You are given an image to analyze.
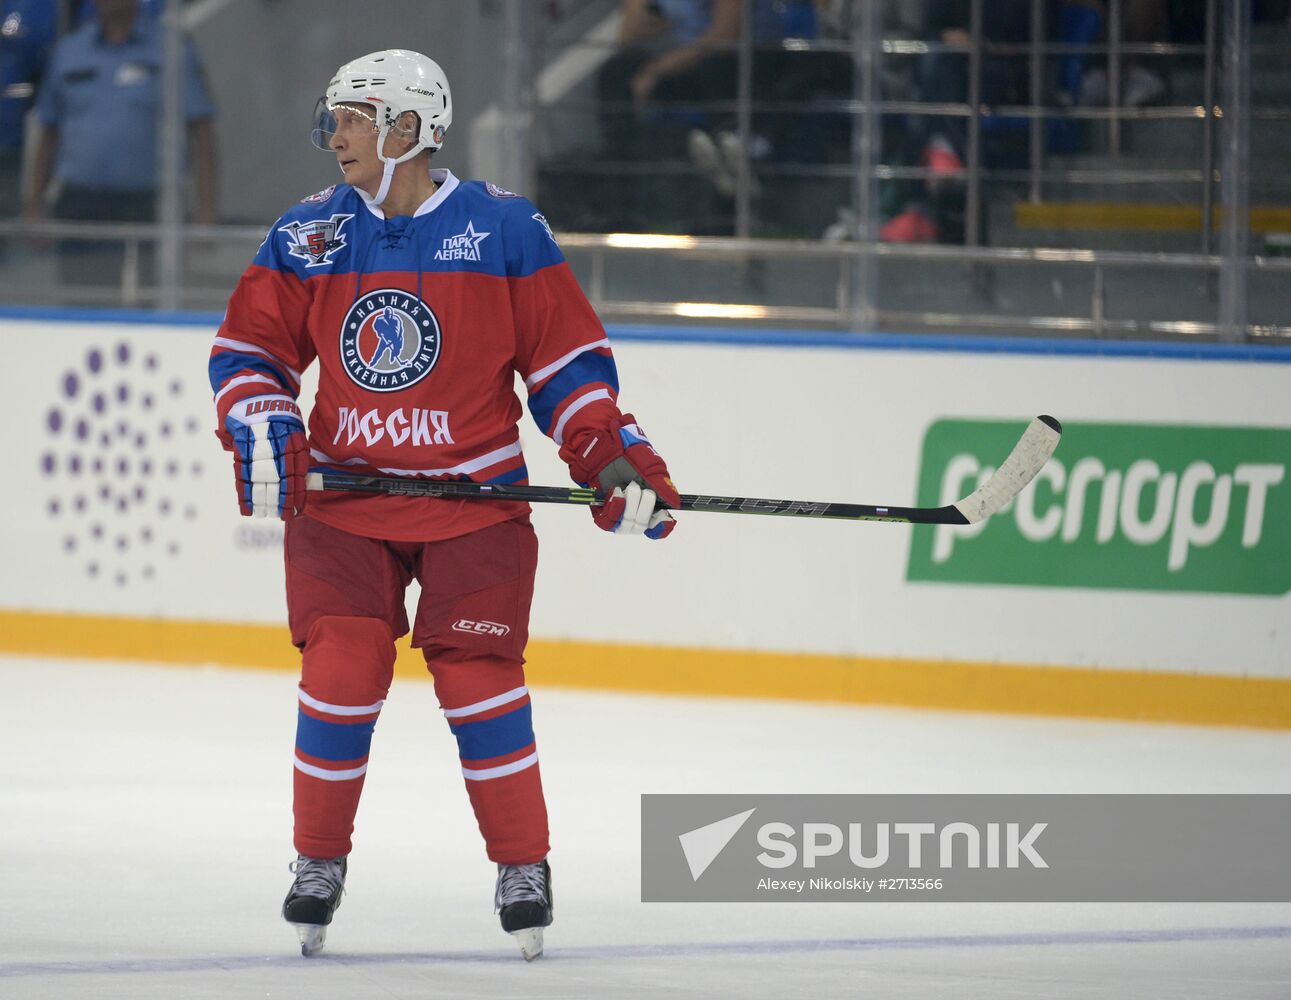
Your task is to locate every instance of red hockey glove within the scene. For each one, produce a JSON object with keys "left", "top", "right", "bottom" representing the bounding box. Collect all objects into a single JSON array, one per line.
[{"left": 559, "top": 414, "right": 679, "bottom": 539}]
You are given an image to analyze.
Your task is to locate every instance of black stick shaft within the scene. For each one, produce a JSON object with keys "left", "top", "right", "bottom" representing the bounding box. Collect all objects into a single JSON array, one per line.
[{"left": 308, "top": 474, "right": 968, "bottom": 525}]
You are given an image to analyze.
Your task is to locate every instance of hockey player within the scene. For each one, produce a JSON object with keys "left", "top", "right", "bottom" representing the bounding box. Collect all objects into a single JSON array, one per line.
[{"left": 208, "top": 49, "right": 679, "bottom": 961}]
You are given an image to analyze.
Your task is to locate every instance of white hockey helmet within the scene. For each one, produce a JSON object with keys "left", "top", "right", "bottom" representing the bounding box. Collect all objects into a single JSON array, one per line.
[{"left": 311, "top": 49, "right": 452, "bottom": 203}]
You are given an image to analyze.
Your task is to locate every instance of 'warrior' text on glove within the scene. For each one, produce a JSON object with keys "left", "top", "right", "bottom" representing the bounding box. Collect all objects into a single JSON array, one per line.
[{"left": 225, "top": 394, "right": 308, "bottom": 519}]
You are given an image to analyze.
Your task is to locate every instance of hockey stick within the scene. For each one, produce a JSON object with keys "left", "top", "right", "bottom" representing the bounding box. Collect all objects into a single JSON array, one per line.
[{"left": 306, "top": 415, "right": 1061, "bottom": 526}]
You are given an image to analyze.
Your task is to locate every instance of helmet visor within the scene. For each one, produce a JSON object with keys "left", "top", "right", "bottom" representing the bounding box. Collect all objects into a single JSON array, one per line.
[{"left": 310, "top": 97, "right": 379, "bottom": 151}]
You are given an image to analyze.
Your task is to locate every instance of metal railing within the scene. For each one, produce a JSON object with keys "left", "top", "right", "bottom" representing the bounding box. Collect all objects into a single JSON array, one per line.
[
  {"left": 4, "top": 220, "right": 1288, "bottom": 341},
  {"left": 561, "top": 232, "right": 1291, "bottom": 340}
]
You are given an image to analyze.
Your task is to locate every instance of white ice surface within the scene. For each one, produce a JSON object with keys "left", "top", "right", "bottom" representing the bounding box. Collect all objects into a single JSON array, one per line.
[{"left": 1, "top": 655, "right": 1288, "bottom": 999}]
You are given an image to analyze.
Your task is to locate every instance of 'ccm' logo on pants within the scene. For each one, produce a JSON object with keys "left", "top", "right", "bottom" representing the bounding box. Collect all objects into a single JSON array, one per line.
[{"left": 452, "top": 619, "right": 511, "bottom": 637}]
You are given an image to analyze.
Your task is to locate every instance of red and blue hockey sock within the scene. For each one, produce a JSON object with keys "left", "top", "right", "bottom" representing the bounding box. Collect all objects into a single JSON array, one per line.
[
  {"left": 428, "top": 650, "right": 550, "bottom": 864},
  {"left": 292, "top": 616, "right": 395, "bottom": 859}
]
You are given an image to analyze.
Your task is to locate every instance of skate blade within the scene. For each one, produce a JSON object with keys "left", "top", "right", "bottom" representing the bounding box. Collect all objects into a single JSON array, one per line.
[
  {"left": 511, "top": 926, "right": 544, "bottom": 961},
  {"left": 293, "top": 923, "right": 327, "bottom": 957}
]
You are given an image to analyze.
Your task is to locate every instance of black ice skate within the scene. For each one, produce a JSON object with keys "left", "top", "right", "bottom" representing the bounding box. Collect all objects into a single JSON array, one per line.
[
  {"left": 494, "top": 859, "right": 553, "bottom": 961},
  {"left": 281, "top": 855, "right": 347, "bottom": 956}
]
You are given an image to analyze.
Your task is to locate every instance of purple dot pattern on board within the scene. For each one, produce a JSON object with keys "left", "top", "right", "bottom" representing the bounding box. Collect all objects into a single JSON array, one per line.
[{"left": 48, "top": 350, "right": 189, "bottom": 589}]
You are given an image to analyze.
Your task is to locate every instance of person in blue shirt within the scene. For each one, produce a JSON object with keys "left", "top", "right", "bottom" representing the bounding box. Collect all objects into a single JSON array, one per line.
[
  {"left": 24, "top": 0, "right": 215, "bottom": 287},
  {"left": 0, "top": 0, "right": 57, "bottom": 218}
]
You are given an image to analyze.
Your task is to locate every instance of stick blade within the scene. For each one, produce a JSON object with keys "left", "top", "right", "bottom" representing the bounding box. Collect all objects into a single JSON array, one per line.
[{"left": 952, "top": 415, "right": 1063, "bottom": 524}]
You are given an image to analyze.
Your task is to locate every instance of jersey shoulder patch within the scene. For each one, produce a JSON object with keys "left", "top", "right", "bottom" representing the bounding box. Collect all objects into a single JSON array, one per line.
[
  {"left": 485, "top": 182, "right": 519, "bottom": 199},
  {"left": 271, "top": 189, "right": 360, "bottom": 269},
  {"left": 275, "top": 210, "right": 356, "bottom": 269},
  {"left": 300, "top": 185, "right": 338, "bottom": 204}
]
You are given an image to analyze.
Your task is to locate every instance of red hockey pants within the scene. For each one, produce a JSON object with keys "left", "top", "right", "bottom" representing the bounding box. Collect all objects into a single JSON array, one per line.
[{"left": 283, "top": 512, "right": 549, "bottom": 865}]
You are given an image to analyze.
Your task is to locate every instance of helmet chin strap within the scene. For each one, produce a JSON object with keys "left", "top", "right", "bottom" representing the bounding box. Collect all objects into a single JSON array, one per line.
[
  {"left": 367, "top": 126, "right": 424, "bottom": 208},
  {"left": 370, "top": 158, "right": 397, "bottom": 207}
]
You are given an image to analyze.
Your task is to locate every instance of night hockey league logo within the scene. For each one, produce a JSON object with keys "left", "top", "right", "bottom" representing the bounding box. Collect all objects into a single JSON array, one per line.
[
  {"left": 340, "top": 290, "right": 442, "bottom": 392},
  {"left": 278, "top": 213, "right": 354, "bottom": 267}
]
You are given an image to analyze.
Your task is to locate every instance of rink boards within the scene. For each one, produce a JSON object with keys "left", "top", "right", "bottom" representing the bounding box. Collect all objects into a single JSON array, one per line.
[{"left": 3, "top": 311, "right": 1289, "bottom": 727}]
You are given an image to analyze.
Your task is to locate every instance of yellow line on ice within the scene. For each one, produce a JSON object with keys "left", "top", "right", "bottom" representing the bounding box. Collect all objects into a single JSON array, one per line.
[{"left": 1, "top": 609, "right": 1288, "bottom": 730}]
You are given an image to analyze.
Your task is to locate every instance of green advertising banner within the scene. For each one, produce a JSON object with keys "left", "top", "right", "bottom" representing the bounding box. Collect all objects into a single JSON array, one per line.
[{"left": 908, "top": 420, "right": 1291, "bottom": 595}]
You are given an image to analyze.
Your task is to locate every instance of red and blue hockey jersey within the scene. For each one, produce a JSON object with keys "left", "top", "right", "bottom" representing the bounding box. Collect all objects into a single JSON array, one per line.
[{"left": 210, "top": 170, "right": 623, "bottom": 541}]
